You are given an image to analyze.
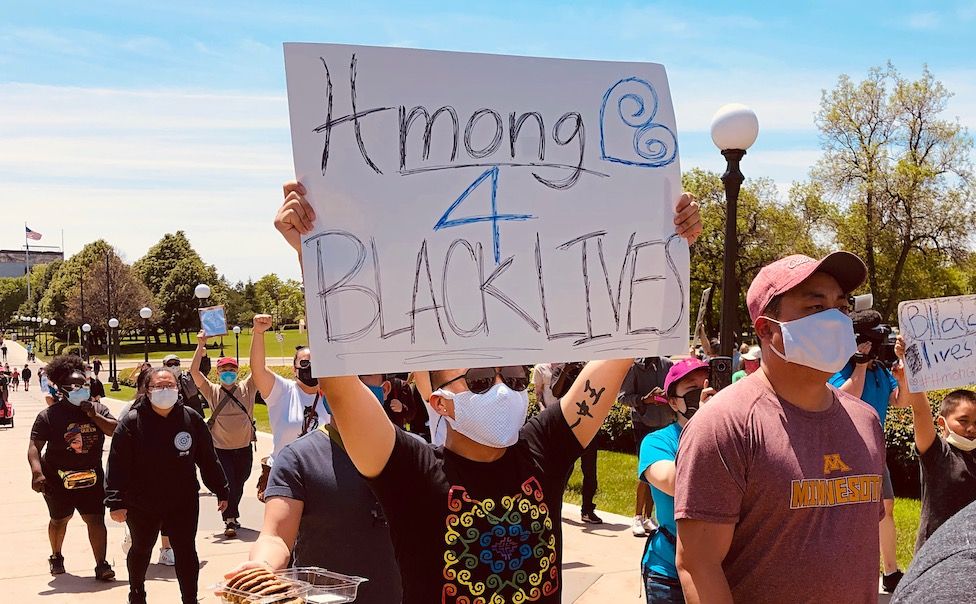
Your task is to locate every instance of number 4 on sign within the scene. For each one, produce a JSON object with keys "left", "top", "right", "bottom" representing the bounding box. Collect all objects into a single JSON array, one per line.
[{"left": 433, "top": 166, "right": 535, "bottom": 264}]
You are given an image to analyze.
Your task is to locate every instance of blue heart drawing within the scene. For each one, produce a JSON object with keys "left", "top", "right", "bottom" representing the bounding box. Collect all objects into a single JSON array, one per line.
[{"left": 599, "top": 77, "right": 678, "bottom": 168}]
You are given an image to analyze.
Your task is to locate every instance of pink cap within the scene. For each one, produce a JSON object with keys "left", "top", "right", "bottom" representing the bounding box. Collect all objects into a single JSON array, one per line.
[
  {"left": 746, "top": 252, "right": 866, "bottom": 324},
  {"left": 664, "top": 358, "right": 709, "bottom": 398}
]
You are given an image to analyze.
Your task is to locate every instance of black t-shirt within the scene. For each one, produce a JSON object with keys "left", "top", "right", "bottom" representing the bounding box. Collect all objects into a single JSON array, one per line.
[
  {"left": 30, "top": 399, "right": 115, "bottom": 480},
  {"left": 264, "top": 429, "right": 402, "bottom": 604},
  {"left": 368, "top": 404, "right": 583, "bottom": 604},
  {"left": 915, "top": 436, "right": 976, "bottom": 551},
  {"left": 893, "top": 500, "right": 976, "bottom": 602}
]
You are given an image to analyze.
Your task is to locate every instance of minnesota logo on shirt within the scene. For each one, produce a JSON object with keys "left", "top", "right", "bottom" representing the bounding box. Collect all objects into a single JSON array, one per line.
[{"left": 790, "top": 453, "right": 882, "bottom": 510}]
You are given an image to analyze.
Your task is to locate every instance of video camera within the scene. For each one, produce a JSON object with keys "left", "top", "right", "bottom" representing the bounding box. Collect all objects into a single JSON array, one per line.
[{"left": 849, "top": 294, "right": 897, "bottom": 368}]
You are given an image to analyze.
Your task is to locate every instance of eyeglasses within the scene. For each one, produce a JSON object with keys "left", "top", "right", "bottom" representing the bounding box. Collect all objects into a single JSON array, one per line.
[
  {"left": 164, "top": 361, "right": 180, "bottom": 367},
  {"left": 61, "top": 382, "right": 88, "bottom": 392},
  {"left": 437, "top": 366, "right": 530, "bottom": 394}
]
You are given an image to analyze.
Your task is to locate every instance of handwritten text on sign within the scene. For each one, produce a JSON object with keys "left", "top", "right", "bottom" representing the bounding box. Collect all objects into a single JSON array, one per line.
[
  {"left": 284, "top": 43, "right": 688, "bottom": 376},
  {"left": 898, "top": 295, "right": 976, "bottom": 393}
]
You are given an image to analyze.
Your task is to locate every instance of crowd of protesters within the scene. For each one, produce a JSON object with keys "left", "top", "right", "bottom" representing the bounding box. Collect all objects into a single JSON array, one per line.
[{"left": 12, "top": 180, "right": 975, "bottom": 604}]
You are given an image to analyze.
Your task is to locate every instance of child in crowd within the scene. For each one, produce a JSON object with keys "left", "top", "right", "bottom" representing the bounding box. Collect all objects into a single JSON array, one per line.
[{"left": 894, "top": 336, "right": 976, "bottom": 551}]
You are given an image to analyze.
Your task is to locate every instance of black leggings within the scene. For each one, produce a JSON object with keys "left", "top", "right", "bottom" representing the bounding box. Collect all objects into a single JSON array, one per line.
[{"left": 126, "top": 499, "right": 200, "bottom": 604}]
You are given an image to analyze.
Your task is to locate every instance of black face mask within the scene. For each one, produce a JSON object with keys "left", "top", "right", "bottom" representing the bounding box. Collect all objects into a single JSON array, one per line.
[
  {"left": 678, "top": 388, "right": 704, "bottom": 420},
  {"left": 296, "top": 360, "right": 317, "bottom": 388}
]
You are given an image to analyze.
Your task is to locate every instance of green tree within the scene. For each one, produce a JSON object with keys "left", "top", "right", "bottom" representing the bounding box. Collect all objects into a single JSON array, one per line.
[
  {"left": 38, "top": 240, "right": 114, "bottom": 326},
  {"left": 253, "top": 274, "right": 305, "bottom": 326},
  {"left": 813, "top": 64, "right": 975, "bottom": 319},
  {"left": 0, "top": 277, "right": 28, "bottom": 327},
  {"left": 156, "top": 256, "right": 224, "bottom": 345},
  {"left": 684, "top": 168, "right": 826, "bottom": 341}
]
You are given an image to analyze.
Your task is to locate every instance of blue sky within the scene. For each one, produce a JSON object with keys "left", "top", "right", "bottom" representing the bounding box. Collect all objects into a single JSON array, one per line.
[{"left": 2, "top": 1, "right": 974, "bottom": 282}]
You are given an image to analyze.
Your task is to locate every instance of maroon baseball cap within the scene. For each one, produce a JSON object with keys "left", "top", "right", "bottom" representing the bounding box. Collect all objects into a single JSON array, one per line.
[
  {"left": 746, "top": 252, "right": 867, "bottom": 324},
  {"left": 216, "top": 357, "right": 239, "bottom": 369},
  {"left": 664, "top": 358, "right": 709, "bottom": 398}
]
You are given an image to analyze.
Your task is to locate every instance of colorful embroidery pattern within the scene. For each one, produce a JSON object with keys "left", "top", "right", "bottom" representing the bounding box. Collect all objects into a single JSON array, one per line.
[{"left": 443, "top": 477, "right": 558, "bottom": 603}]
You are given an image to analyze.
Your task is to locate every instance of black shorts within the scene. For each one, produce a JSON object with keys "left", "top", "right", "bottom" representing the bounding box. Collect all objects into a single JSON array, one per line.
[{"left": 44, "top": 484, "right": 106, "bottom": 519}]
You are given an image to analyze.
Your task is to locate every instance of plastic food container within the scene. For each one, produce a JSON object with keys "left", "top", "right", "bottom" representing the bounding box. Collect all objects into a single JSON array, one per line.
[
  {"left": 213, "top": 575, "right": 312, "bottom": 603},
  {"left": 275, "top": 568, "right": 368, "bottom": 603}
]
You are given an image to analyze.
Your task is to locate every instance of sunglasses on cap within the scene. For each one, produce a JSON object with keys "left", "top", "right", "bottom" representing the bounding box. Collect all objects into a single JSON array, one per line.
[{"left": 437, "top": 366, "right": 530, "bottom": 394}]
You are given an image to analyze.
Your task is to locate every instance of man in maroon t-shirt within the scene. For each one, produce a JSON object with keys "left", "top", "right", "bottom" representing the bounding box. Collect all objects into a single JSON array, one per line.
[{"left": 674, "top": 252, "right": 886, "bottom": 604}]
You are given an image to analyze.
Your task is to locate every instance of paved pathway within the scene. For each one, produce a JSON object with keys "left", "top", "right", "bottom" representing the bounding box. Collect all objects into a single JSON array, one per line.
[{"left": 0, "top": 341, "right": 893, "bottom": 602}]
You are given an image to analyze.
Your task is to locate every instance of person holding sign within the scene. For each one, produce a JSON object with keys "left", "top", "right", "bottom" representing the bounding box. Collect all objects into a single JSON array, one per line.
[
  {"left": 190, "top": 335, "right": 258, "bottom": 538},
  {"left": 675, "top": 253, "right": 886, "bottom": 604},
  {"left": 892, "top": 335, "right": 976, "bottom": 552},
  {"left": 273, "top": 180, "right": 702, "bottom": 604},
  {"left": 246, "top": 313, "right": 330, "bottom": 502}
]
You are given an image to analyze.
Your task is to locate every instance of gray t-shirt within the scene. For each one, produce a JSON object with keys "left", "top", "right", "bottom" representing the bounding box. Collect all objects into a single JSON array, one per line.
[
  {"left": 893, "top": 500, "right": 976, "bottom": 603},
  {"left": 915, "top": 436, "right": 976, "bottom": 552},
  {"left": 263, "top": 428, "right": 401, "bottom": 604}
]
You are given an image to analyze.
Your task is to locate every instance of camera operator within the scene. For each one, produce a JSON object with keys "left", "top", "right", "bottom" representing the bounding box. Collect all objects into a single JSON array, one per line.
[{"left": 828, "top": 308, "right": 911, "bottom": 593}]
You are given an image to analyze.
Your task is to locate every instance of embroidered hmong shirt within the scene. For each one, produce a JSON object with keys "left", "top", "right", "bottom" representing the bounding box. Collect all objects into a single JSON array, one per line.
[{"left": 368, "top": 404, "right": 582, "bottom": 604}]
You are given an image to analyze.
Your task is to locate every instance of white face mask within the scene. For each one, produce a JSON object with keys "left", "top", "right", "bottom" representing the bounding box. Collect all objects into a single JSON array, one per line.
[
  {"left": 762, "top": 308, "right": 857, "bottom": 374},
  {"left": 944, "top": 424, "right": 976, "bottom": 452},
  {"left": 150, "top": 387, "right": 179, "bottom": 409},
  {"left": 432, "top": 383, "right": 529, "bottom": 448}
]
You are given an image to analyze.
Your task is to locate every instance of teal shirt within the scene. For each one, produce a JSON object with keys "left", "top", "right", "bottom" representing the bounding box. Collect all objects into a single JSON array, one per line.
[{"left": 637, "top": 422, "right": 682, "bottom": 578}]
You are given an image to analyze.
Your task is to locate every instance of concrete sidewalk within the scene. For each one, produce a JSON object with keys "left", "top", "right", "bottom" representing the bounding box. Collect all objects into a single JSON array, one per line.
[{"left": 0, "top": 341, "right": 651, "bottom": 603}]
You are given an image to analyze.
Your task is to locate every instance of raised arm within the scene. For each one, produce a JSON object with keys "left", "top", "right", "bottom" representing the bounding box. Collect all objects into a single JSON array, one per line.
[
  {"left": 894, "top": 337, "right": 937, "bottom": 455},
  {"left": 248, "top": 314, "right": 276, "bottom": 399},
  {"left": 836, "top": 343, "right": 872, "bottom": 399},
  {"left": 318, "top": 376, "right": 396, "bottom": 478},
  {"left": 560, "top": 359, "right": 633, "bottom": 448},
  {"left": 190, "top": 331, "right": 212, "bottom": 390}
]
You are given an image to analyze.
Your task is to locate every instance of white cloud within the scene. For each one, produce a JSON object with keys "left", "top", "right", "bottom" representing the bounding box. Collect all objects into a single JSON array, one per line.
[{"left": 905, "top": 12, "right": 941, "bottom": 30}]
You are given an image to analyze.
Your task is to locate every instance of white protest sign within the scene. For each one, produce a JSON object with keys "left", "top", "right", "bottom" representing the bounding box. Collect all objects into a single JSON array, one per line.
[
  {"left": 898, "top": 294, "right": 976, "bottom": 393},
  {"left": 284, "top": 43, "right": 688, "bottom": 377}
]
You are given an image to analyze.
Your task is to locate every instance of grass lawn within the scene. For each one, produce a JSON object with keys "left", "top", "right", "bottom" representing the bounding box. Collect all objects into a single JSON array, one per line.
[
  {"left": 565, "top": 449, "right": 922, "bottom": 570},
  {"left": 114, "top": 330, "right": 310, "bottom": 360},
  {"left": 40, "top": 329, "right": 312, "bottom": 362}
]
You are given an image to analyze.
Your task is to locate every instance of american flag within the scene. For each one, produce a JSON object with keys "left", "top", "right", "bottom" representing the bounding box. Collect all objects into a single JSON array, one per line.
[{"left": 26, "top": 226, "right": 42, "bottom": 241}]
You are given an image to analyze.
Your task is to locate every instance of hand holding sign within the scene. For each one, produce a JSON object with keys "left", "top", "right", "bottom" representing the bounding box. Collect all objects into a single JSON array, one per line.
[{"left": 199, "top": 305, "right": 228, "bottom": 337}]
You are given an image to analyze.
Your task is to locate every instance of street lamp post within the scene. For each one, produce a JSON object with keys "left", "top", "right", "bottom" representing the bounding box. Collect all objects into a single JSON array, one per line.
[
  {"left": 194, "top": 283, "right": 211, "bottom": 354},
  {"left": 82, "top": 323, "right": 91, "bottom": 361},
  {"left": 232, "top": 325, "right": 241, "bottom": 365},
  {"left": 108, "top": 318, "right": 120, "bottom": 391},
  {"left": 49, "top": 319, "right": 56, "bottom": 355},
  {"left": 710, "top": 103, "right": 759, "bottom": 358},
  {"left": 139, "top": 307, "right": 153, "bottom": 363}
]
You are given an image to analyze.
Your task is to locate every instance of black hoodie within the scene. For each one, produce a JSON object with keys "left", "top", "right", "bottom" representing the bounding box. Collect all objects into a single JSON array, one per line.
[{"left": 105, "top": 400, "right": 229, "bottom": 511}]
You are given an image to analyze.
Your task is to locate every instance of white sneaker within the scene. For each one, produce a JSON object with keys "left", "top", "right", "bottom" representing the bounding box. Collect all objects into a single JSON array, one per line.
[
  {"left": 632, "top": 515, "right": 647, "bottom": 537},
  {"left": 157, "top": 547, "right": 175, "bottom": 566},
  {"left": 643, "top": 516, "right": 659, "bottom": 532},
  {"left": 121, "top": 527, "right": 132, "bottom": 555}
]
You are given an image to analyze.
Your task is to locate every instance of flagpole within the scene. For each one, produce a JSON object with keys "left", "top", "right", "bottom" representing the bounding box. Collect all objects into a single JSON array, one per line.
[{"left": 25, "top": 222, "right": 31, "bottom": 310}]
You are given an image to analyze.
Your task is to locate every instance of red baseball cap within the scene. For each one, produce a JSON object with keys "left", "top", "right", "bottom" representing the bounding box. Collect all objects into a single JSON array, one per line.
[
  {"left": 664, "top": 358, "right": 709, "bottom": 398},
  {"left": 216, "top": 357, "right": 239, "bottom": 369},
  {"left": 746, "top": 252, "right": 866, "bottom": 324}
]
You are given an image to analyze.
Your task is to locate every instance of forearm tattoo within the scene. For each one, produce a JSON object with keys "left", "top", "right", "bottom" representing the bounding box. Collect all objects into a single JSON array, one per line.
[{"left": 569, "top": 379, "right": 606, "bottom": 430}]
